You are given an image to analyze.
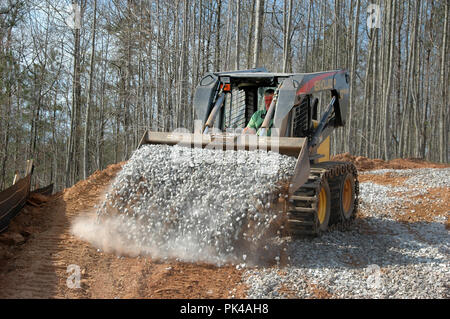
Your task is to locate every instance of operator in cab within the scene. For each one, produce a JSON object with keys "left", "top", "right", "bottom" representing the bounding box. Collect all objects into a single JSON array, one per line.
[{"left": 242, "top": 89, "right": 274, "bottom": 136}]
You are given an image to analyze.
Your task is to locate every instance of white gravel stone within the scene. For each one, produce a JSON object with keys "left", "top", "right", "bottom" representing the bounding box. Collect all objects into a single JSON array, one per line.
[
  {"left": 361, "top": 168, "right": 450, "bottom": 189},
  {"left": 243, "top": 168, "right": 450, "bottom": 299},
  {"left": 96, "top": 144, "right": 296, "bottom": 265}
]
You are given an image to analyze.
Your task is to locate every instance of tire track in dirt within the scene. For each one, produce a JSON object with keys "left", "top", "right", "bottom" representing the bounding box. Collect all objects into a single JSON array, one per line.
[{"left": 0, "top": 190, "right": 92, "bottom": 298}]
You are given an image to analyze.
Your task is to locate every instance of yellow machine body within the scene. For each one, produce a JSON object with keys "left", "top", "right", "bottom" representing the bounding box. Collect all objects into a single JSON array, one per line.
[{"left": 312, "top": 120, "right": 330, "bottom": 162}]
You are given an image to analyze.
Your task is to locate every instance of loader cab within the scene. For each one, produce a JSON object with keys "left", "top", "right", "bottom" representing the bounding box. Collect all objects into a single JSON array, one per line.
[
  {"left": 199, "top": 74, "right": 314, "bottom": 136},
  {"left": 221, "top": 86, "right": 278, "bottom": 129},
  {"left": 215, "top": 75, "right": 286, "bottom": 132},
  {"left": 214, "top": 74, "right": 317, "bottom": 140},
  {"left": 194, "top": 69, "right": 346, "bottom": 154}
]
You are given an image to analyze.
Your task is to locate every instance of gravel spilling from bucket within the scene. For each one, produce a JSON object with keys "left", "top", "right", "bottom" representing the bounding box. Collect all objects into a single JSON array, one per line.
[
  {"left": 91, "top": 144, "right": 296, "bottom": 265},
  {"left": 243, "top": 168, "right": 450, "bottom": 299}
]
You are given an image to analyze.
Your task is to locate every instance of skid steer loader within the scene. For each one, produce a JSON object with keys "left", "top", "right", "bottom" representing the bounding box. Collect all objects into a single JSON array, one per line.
[{"left": 138, "top": 68, "right": 358, "bottom": 236}]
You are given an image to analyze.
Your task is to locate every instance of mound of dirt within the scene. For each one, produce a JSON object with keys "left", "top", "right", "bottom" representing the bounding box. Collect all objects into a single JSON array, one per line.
[
  {"left": 63, "top": 162, "right": 125, "bottom": 202},
  {"left": 332, "top": 153, "right": 449, "bottom": 171}
]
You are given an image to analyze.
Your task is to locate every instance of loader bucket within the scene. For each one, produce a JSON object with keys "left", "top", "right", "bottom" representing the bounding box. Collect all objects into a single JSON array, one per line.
[{"left": 138, "top": 130, "right": 311, "bottom": 193}]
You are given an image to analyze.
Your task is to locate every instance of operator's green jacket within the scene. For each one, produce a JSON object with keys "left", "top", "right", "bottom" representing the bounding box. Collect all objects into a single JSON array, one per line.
[{"left": 246, "top": 109, "right": 273, "bottom": 136}]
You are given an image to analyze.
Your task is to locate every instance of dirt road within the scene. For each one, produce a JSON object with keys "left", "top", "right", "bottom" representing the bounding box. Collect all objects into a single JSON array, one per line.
[{"left": 0, "top": 163, "right": 246, "bottom": 298}]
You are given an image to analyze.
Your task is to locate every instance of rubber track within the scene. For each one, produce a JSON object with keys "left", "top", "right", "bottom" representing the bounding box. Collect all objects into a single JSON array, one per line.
[{"left": 286, "top": 161, "right": 359, "bottom": 237}]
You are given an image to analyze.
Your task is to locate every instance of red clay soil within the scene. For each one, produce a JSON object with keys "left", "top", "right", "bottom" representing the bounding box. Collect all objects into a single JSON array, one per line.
[
  {"left": 357, "top": 172, "right": 409, "bottom": 186},
  {"left": 307, "top": 283, "right": 333, "bottom": 299},
  {"left": 277, "top": 278, "right": 333, "bottom": 299},
  {"left": 393, "top": 187, "right": 450, "bottom": 224},
  {"left": 332, "top": 153, "right": 450, "bottom": 171},
  {"left": 0, "top": 162, "right": 246, "bottom": 299},
  {"left": 352, "top": 157, "right": 449, "bottom": 228}
]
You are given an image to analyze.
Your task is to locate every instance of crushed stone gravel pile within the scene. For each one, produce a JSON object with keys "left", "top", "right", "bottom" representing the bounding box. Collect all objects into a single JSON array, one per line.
[
  {"left": 243, "top": 168, "right": 450, "bottom": 299},
  {"left": 94, "top": 144, "right": 297, "bottom": 265}
]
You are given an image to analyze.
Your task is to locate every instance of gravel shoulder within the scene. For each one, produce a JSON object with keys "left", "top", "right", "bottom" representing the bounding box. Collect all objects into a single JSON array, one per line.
[{"left": 243, "top": 168, "right": 450, "bottom": 299}]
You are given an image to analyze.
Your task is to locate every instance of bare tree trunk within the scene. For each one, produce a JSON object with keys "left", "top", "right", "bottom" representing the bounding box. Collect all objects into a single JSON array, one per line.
[
  {"left": 399, "top": 1, "right": 413, "bottom": 158},
  {"left": 214, "top": 0, "right": 222, "bottom": 71},
  {"left": 0, "top": 77, "right": 11, "bottom": 189},
  {"left": 223, "top": 1, "right": 232, "bottom": 70},
  {"left": 383, "top": 0, "right": 396, "bottom": 160},
  {"left": 179, "top": 0, "right": 189, "bottom": 127},
  {"left": 253, "top": 0, "right": 264, "bottom": 68},
  {"left": 156, "top": 0, "right": 162, "bottom": 131},
  {"left": 0, "top": 26, "right": 13, "bottom": 189},
  {"left": 440, "top": 0, "right": 448, "bottom": 163},
  {"left": 304, "top": 0, "right": 312, "bottom": 72},
  {"left": 235, "top": 0, "right": 240, "bottom": 70},
  {"left": 246, "top": 0, "right": 256, "bottom": 69},
  {"left": 346, "top": 0, "right": 360, "bottom": 154},
  {"left": 282, "top": 0, "right": 292, "bottom": 73},
  {"left": 332, "top": 0, "right": 339, "bottom": 69},
  {"left": 369, "top": 29, "right": 379, "bottom": 158},
  {"left": 361, "top": 28, "right": 374, "bottom": 156},
  {"left": 83, "top": 0, "right": 97, "bottom": 180},
  {"left": 66, "top": 0, "right": 84, "bottom": 187}
]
